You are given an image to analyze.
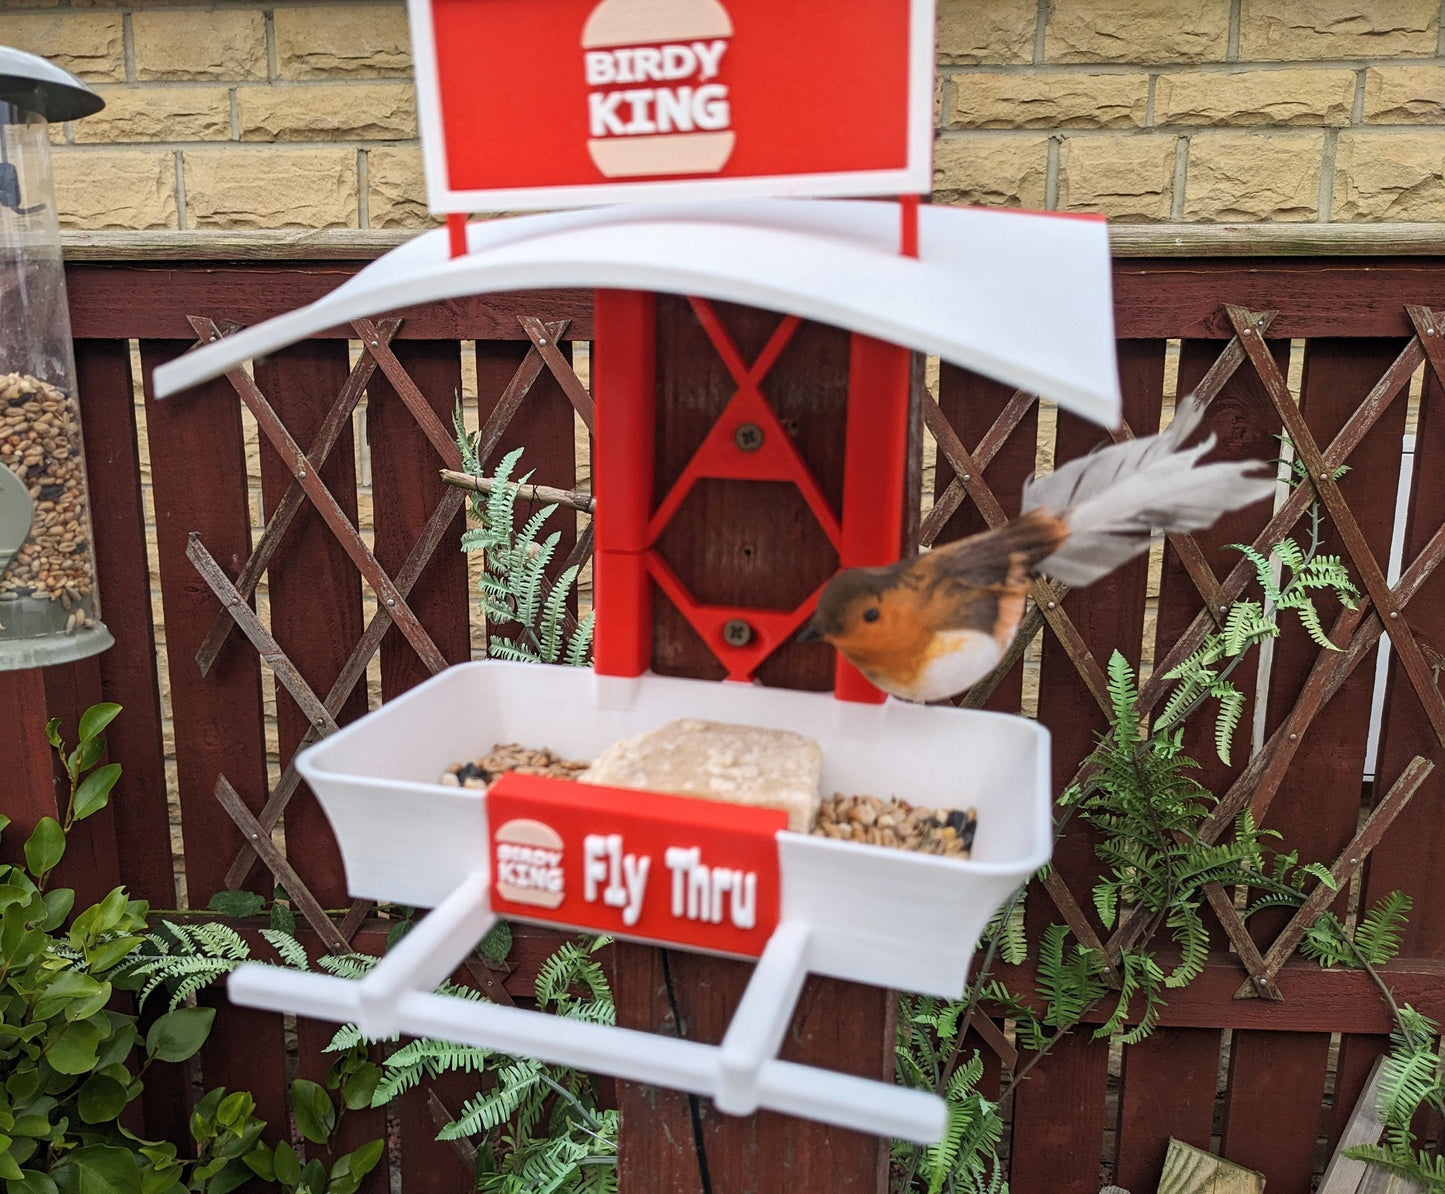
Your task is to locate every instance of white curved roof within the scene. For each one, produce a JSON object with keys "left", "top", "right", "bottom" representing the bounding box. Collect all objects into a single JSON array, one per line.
[{"left": 153, "top": 199, "right": 1121, "bottom": 426}]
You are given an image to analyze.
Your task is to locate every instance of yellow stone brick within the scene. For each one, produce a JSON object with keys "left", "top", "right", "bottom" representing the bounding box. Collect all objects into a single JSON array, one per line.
[
  {"left": 932, "top": 134, "right": 1049, "bottom": 208},
  {"left": 0, "top": 13, "right": 124, "bottom": 82},
  {"left": 1239, "top": 0, "right": 1438, "bottom": 61},
  {"left": 1156, "top": 69, "right": 1356, "bottom": 126},
  {"left": 949, "top": 71, "right": 1147, "bottom": 129},
  {"left": 367, "top": 146, "right": 434, "bottom": 228},
  {"left": 273, "top": 6, "right": 413, "bottom": 80},
  {"left": 1184, "top": 131, "right": 1324, "bottom": 222},
  {"left": 184, "top": 147, "right": 358, "bottom": 228},
  {"left": 238, "top": 83, "right": 416, "bottom": 141},
  {"left": 52, "top": 149, "right": 178, "bottom": 229},
  {"left": 1046, "top": 0, "right": 1228, "bottom": 64},
  {"left": 1058, "top": 134, "right": 1177, "bottom": 220},
  {"left": 1335, "top": 132, "right": 1445, "bottom": 221},
  {"left": 132, "top": 10, "right": 267, "bottom": 81},
  {"left": 1363, "top": 67, "right": 1445, "bottom": 124},
  {"left": 72, "top": 86, "right": 232, "bottom": 143},
  {"left": 936, "top": 0, "right": 1035, "bottom": 66}
]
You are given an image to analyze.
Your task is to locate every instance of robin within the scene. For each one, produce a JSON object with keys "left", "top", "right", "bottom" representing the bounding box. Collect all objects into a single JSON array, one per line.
[{"left": 800, "top": 398, "right": 1276, "bottom": 702}]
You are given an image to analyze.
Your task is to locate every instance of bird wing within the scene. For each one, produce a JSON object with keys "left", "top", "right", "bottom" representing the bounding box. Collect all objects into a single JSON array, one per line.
[{"left": 1019, "top": 397, "right": 1276, "bottom": 588}]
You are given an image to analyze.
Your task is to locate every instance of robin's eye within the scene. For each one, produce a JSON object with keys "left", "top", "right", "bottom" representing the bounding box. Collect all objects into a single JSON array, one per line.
[{"left": 862, "top": 607, "right": 880, "bottom": 623}]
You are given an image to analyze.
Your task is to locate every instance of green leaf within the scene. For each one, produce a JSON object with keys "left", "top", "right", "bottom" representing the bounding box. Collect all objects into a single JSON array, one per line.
[
  {"left": 145, "top": 1006, "right": 215, "bottom": 1064},
  {"left": 290, "top": 1078, "right": 335, "bottom": 1145},
  {"left": 44, "top": 1018, "right": 105, "bottom": 1074},
  {"left": 41, "top": 888, "right": 75, "bottom": 931},
  {"left": 78, "top": 704, "right": 122, "bottom": 745},
  {"left": 0, "top": 1141, "right": 23, "bottom": 1183},
  {"left": 44, "top": 719, "right": 63, "bottom": 749},
  {"left": 66, "top": 738, "right": 105, "bottom": 778},
  {"left": 325, "top": 1139, "right": 384, "bottom": 1194},
  {"left": 272, "top": 1140, "right": 302, "bottom": 1187},
  {"left": 77, "top": 1074, "right": 131, "bottom": 1124},
  {"left": 478, "top": 920, "right": 512, "bottom": 963},
  {"left": 23, "top": 819, "right": 65, "bottom": 880},
  {"left": 297, "top": 1158, "right": 327, "bottom": 1194},
  {"left": 72, "top": 765, "right": 122, "bottom": 824},
  {"left": 205, "top": 890, "right": 267, "bottom": 919},
  {"left": 10, "top": 1171, "right": 59, "bottom": 1194},
  {"left": 269, "top": 899, "right": 297, "bottom": 937},
  {"left": 53, "top": 1145, "right": 142, "bottom": 1194},
  {"left": 241, "top": 1145, "right": 276, "bottom": 1184},
  {"left": 340, "top": 1062, "right": 381, "bottom": 1111}
]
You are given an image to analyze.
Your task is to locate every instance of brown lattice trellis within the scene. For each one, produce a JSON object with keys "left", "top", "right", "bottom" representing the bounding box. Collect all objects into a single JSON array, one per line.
[{"left": 184, "top": 311, "right": 597, "bottom": 985}]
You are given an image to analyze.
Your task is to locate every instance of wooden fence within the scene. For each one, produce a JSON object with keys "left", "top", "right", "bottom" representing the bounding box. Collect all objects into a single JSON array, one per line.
[{"left": 2, "top": 228, "right": 1443, "bottom": 1194}]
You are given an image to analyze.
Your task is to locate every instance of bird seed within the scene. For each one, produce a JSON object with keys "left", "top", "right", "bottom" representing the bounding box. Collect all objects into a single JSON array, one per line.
[
  {"left": 811, "top": 793, "right": 976, "bottom": 858},
  {"left": 0, "top": 373, "right": 99, "bottom": 638},
  {"left": 440, "top": 742, "right": 591, "bottom": 788}
]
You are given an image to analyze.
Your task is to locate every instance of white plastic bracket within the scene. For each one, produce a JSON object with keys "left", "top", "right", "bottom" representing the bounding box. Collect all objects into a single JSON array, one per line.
[{"left": 226, "top": 873, "right": 947, "bottom": 1143}]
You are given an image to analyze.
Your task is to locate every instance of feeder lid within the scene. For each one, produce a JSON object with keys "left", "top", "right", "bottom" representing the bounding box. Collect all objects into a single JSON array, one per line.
[
  {"left": 154, "top": 199, "right": 1123, "bottom": 425},
  {"left": 0, "top": 46, "right": 104, "bottom": 123}
]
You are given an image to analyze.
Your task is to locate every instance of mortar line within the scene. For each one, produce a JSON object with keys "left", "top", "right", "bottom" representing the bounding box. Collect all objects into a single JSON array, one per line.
[
  {"left": 174, "top": 149, "right": 188, "bottom": 231},
  {"left": 1171, "top": 135, "right": 1189, "bottom": 222},
  {"left": 1033, "top": 0, "right": 1049, "bottom": 64},
  {"left": 1045, "top": 135, "right": 1061, "bottom": 210},
  {"left": 1227, "top": 0, "right": 1242, "bottom": 61},
  {"left": 122, "top": 12, "right": 137, "bottom": 83},
  {"left": 229, "top": 87, "right": 240, "bottom": 141},
  {"left": 1318, "top": 128, "right": 1339, "bottom": 223},
  {"left": 1351, "top": 69, "right": 1366, "bottom": 124},
  {"left": 358, "top": 148, "right": 370, "bottom": 229},
  {"left": 266, "top": 11, "right": 279, "bottom": 82},
  {"left": 1145, "top": 73, "right": 1157, "bottom": 127}
]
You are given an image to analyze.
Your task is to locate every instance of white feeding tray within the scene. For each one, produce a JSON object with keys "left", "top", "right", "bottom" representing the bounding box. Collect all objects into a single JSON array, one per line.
[{"left": 228, "top": 661, "right": 1052, "bottom": 1143}]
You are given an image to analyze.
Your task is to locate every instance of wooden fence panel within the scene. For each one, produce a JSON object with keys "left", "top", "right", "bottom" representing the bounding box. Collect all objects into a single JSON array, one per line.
[
  {"left": 73, "top": 337, "right": 174, "bottom": 909},
  {"left": 1008, "top": 1032, "right": 1111, "bottom": 1194},
  {"left": 1219, "top": 1029, "right": 1332, "bottom": 1191},
  {"left": 139, "top": 341, "right": 270, "bottom": 904},
  {"left": 1114, "top": 1027, "right": 1221, "bottom": 1192},
  {"left": 254, "top": 341, "right": 368, "bottom": 909},
  {"left": 1029, "top": 345, "right": 1163, "bottom": 944},
  {"left": 368, "top": 339, "right": 471, "bottom": 699},
  {"left": 1365, "top": 359, "right": 1445, "bottom": 955},
  {"left": 294, "top": 1017, "right": 389, "bottom": 1194},
  {"left": 21, "top": 255, "right": 1443, "bottom": 1194}
]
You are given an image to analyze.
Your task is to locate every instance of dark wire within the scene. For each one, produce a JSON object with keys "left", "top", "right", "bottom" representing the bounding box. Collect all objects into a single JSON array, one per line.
[{"left": 660, "top": 948, "right": 713, "bottom": 1194}]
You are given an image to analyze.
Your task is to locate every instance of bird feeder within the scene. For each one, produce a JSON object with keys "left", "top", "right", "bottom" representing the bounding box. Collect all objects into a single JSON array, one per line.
[
  {"left": 152, "top": 0, "right": 1123, "bottom": 1146},
  {"left": 0, "top": 47, "right": 109, "bottom": 669}
]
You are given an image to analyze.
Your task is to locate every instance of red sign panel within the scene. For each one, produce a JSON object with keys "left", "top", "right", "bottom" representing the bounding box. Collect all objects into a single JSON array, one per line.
[
  {"left": 408, "top": 0, "right": 935, "bottom": 210},
  {"left": 486, "top": 772, "right": 785, "bottom": 957}
]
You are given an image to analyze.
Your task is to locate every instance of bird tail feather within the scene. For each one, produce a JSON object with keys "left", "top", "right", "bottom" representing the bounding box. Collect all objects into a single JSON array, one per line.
[{"left": 1020, "top": 397, "right": 1276, "bottom": 587}]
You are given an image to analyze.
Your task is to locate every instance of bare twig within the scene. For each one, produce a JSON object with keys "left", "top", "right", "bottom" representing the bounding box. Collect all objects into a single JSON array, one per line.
[{"left": 441, "top": 469, "right": 595, "bottom": 514}]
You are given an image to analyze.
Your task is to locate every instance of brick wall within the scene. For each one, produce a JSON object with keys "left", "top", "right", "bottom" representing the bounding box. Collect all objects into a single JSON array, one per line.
[{"left": 3, "top": 0, "right": 1443, "bottom": 229}]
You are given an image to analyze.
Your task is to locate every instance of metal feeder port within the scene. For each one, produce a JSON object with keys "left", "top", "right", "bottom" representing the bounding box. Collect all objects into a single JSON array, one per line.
[{"left": 0, "top": 47, "right": 110, "bottom": 669}]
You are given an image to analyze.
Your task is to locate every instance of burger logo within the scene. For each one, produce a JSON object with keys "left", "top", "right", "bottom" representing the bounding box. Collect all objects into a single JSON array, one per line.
[
  {"left": 493, "top": 818, "right": 566, "bottom": 909},
  {"left": 581, "top": 0, "right": 735, "bottom": 178}
]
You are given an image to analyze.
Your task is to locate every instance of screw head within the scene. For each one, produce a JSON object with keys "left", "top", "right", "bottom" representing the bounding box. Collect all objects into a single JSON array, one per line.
[
  {"left": 722, "top": 619, "right": 753, "bottom": 647},
  {"left": 734, "top": 423, "right": 764, "bottom": 452}
]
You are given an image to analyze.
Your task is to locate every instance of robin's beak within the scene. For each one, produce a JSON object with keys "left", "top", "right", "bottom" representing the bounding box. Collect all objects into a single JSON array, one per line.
[{"left": 796, "top": 623, "right": 822, "bottom": 643}]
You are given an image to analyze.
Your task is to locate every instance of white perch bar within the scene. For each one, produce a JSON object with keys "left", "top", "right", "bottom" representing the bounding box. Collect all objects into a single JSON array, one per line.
[{"left": 229, "top": 946, "right": 948, "bottom": 1143}]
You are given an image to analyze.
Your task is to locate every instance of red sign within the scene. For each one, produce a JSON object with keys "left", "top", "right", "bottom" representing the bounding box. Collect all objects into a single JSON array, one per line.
[
  {"left": 486, "top": 772, "right": 785, "bottom": 957},
  {"left": 408, "top": 0, "right": 935, "bottom": 210}
]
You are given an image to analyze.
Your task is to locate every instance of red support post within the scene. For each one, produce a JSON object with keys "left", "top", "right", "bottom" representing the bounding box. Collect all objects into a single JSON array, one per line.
[
  {"left": 591, "top": 289, "right": 656, "bottom": 677},
  {"left": 446, "top": 212, "right": 468, "bottom": 259},
  {"left": 899, "top": 193, "right": 920, "bottom": 258},
  {"left": 835, "top": 332, "right": 914, "bottom": 703}
]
